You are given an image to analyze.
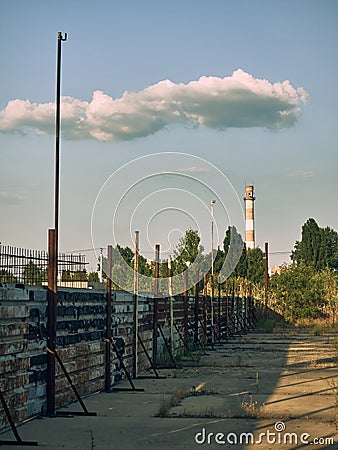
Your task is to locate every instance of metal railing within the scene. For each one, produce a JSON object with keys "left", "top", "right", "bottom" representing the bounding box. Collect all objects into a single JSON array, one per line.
[{"left": 0, "top": 244, "right": 87, "bottom": 286}]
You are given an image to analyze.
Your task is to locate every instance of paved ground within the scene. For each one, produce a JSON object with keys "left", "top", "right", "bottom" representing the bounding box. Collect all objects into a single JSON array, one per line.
[{"left": 1, "top": 329, "right": 337, "bottom": 449}]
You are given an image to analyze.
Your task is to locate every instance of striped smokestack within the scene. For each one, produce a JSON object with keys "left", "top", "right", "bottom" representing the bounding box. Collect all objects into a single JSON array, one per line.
[{"left": 244, "top": 185, "right": 255, "bottom": 249}]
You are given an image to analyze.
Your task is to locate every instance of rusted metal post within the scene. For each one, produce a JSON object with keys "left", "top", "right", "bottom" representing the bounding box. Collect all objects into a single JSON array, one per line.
[
  {"left": 47, "top": 228, "right": 57, "bottom": 416},
  {"left": 203, "top": 274, "right": 208, "bottom": 343},
  {"left": 105, "top": 245, "right": 112, "bottom": 391},
  {"left": 183, "top": 266, "right": 189, "bottom": 347},
  {"left": 265, "top": 242, "right": 269, "bottom": 307},
  {"left": 218, "top": 279, "right": 221, "bottom": 338},
  {"left": 168, "top": 256, "right": 174, "bottom": 354},
  {"left": 152, "top": 244, "right": 160, "bottom": 368},
  {"left": 132, "top": 231, "right": 139, "bottom": 379},
  {"left": 194, "top": 270, "right": 199, "bottom": 344}
]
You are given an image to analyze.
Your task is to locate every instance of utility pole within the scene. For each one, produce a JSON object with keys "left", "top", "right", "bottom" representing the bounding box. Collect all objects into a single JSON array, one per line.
[{"left": 47, "top": 31, "right": 67, "bottom": 416}]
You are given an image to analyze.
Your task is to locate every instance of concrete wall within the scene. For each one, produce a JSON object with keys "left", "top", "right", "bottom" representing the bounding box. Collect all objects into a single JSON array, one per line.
[
  {"left": 0, "top": 285, "right": 152, "bottom": 430},
  {"left": 0, "top": 284, "right": 252, "bottom": 432}
]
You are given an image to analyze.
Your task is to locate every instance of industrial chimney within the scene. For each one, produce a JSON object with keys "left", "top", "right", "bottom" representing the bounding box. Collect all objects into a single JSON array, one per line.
[{"left": 244, "top": 185, "right": 255, "bottom": 249}]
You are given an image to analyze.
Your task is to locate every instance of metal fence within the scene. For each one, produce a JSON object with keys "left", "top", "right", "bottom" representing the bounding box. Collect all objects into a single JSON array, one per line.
[{"left": 0, "top": 244, "right": 88, "bottom": 286}]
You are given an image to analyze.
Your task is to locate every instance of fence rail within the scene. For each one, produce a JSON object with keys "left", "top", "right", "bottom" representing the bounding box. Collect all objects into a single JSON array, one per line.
[{"left": 0, "top": 244, "right": 87, "bottom": 286}]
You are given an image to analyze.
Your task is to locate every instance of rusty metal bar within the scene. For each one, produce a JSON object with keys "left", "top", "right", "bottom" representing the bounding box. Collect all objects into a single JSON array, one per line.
[
  {"left": 203, "top": 274, "right": 208, "bottom": 343},
  {"left": 0, "top": 390, "right": 38, "bottom": 446},
  {"left": 132, "top": 231, "right": 139, "bottom": 379},
  {"left": 218, "top": 280, "right": 222, "bottom": 339},
  {"left": 157, "top": 323, "right": 177, "bottom": 368},
  {"left": 265, "top": 242, "right": 269, "bottom": 307},
  {"left": 152, "top": 244, "right": 160, "bottom": 368},
  {"left": 194, "top": 270, "right": 199, "bottom": 344},
  {"left": 198, "top": 318, "right": 216, "bottom": 350},
  {"left": 53, "top": 349, "right": 96, "bottom": 416},
  {"left": 110, "top": 339, "right": 144, "bottom": 392},
  {"left": 183, "top": 269, "right": 189, "bottom": 347},
  {"left": 46, "top": 229, "right": 57, "bottom": 416},
  {"left": 173, "top": 322, "right": 191, "bottom": 355},
  {"left": 168, "top": 256, "right": 174, "bottom": 354},
  {"left": 154, "top": 244, "right": 160, "bottom": 296},
  {"left": 105, "top": 245, "right": 112, "bottom": 391},
  {"left": 137, "top": 332, "right": 165, "bottom": 379}
]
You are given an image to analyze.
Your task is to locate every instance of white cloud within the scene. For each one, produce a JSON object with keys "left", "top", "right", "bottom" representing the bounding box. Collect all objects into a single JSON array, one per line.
[
  {"left": 0, "top": 69, "right": 308, "bottom": 141},
  {"left": 0, "top": 190, "right": 28, "bottom": 204},
  {"left": 287, "top": 170, "right": 314, "bottom": 178},
  {"left": 177, "top": 166, "right": 211, "bottom": 173}
]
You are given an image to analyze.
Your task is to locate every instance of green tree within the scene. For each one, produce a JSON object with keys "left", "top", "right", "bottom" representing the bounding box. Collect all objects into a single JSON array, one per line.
[
  {"left": 292, "top": 218, "right": 338, "bottom": 271},
  {"left": 223, "top": 226, "right": 247, "bottom": 278},
  {"left": 73, "top": 270, "right": 88, "bottom": 281},
  {"left": 173, "top": 229, "right": 204, "bottom": 274},
  {"left": 112, "top": 245, "right": 152, "bottom": 276},
  {"left": 269, "top": 262, "right": 323, "bottom": 321},
  {"left": 319, "top": 226, "right": 338, "bottom": 270},
  {"left": 116, "top": 245, "right": 134, "bottom": 267},
  {"left": 247, "top": 247, "right": 264, "bottom": 285},
  {"left": 61, "top": 270, "right": 72, "bottom": 281},
  {"left": 23, "top": 261, "right": 43, "bottom": 285},
  {"left": 213, "top": 248, "right": 225, "bottom": 275},
  {"left": 88, "top": 271, "right": 99, "bottom": 282},
  {"left": 313, "top": 267, "right": 338, "bottom": 324},
  {"left": 0, "top": 270, "right": 17, "bottom": 283}
]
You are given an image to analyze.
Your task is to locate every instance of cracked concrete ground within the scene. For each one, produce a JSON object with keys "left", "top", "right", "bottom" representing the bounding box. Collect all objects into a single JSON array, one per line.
[{"left": 1, "top": 329, "right": 337, "bottom": 449}]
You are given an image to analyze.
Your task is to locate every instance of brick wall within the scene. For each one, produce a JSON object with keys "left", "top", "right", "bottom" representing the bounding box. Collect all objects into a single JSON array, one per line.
[{"left": 0, "top": 284, "right": 253, "bottom": 431}]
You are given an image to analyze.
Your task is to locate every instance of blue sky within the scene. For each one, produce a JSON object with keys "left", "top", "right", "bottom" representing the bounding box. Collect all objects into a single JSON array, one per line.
[{"left": 1, "top": 0, "right": 337, "bottom": 271}]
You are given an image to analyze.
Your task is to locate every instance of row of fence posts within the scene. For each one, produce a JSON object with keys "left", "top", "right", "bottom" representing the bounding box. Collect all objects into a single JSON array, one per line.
[
  {"left": 104, "top": 236, "right": 256, "bottom": 382},
  {"left": 0, "top": 238, "right": 255, "bottom": 447}
]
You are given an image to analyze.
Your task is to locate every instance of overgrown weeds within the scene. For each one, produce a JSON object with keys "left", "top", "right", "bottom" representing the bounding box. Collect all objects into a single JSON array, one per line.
[
  {"left": 156, "top": 384, "right": 219, "bottom": 417},
  {"left": 156, "top": 386, "right": 191, "bottom": 417},
  {"left": 255, "top": 318, "right": 276, "bottom": 333},
  {"left": 240, "top": 394, "right": 262, "bottom": 418},
  {"left": 296, "top": 318, "right": 338, "bottom": 335}
]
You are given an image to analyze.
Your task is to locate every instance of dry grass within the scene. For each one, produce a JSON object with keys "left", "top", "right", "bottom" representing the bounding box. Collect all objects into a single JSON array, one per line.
[
  {"left": 156, "top": 384, "right": 220, "bottom": 417},
  {"left": 295, "top": 318, "right": 338, "bottom": 335},
  {"left": 156, "top": 385, "right": 191, "bottom": 417},
  {"left": 240, "top": 394, "right": 262, "bottom": 418}
]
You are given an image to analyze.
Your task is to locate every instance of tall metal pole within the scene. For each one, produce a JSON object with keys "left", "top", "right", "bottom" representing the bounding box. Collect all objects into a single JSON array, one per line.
[
  {"left": 46, "top": 31, "right": 67, "bottom": 416},
  {"left": 55, "top": 31, "right": 67, "bottom": 258}
]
